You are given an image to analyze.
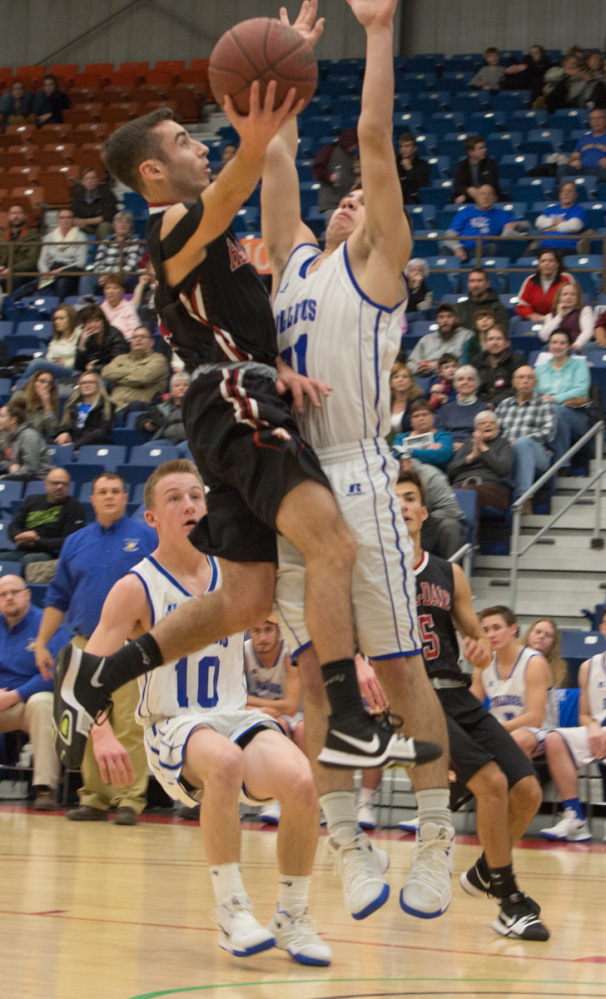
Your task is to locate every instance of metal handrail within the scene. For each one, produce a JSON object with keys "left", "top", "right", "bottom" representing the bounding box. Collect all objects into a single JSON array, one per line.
[
  {"left": 0, "top": 237, "right": 148, "bottom": 294},
  {"left": 448, "top": 541, "right": 474, "bottom": 577},
  {"left": 509, "top": 420, "right": 605, "bottom": 611}
]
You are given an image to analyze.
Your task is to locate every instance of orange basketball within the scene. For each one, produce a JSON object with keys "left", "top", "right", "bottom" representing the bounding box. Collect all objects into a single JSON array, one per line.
[{"left": 209, "top": 17, "right": 318, "bottom": 115}]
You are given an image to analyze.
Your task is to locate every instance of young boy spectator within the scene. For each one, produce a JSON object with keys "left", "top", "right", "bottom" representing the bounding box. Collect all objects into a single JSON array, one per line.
[
  {"left": 470, "top": 48, "right": 506, "bottom": 91},
  {"left": 428, "top": 353, "right": 458, "bottom": 410}
]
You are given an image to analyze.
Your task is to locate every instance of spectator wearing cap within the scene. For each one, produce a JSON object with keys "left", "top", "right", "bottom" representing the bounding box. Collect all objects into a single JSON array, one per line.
[{"left": 407, "top": 303, "right": 473, "bottom": 376}]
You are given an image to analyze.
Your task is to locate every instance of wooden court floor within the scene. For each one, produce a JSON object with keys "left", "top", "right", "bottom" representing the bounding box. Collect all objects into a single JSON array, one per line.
[{"left": 1, "top": 805, "right": 605, "bottom": 999}]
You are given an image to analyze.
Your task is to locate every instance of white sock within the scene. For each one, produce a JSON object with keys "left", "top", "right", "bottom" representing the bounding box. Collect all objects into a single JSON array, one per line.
[
  {"left": 209, "top": 863, "right": 247, "bottom": 905},
  {"left": 416, "top": 788, "right": 451, "bottom": 831},
  {"left": 320, "top": 791, "right": 359, "bottom": 844},
  {"left": 358, "top": 786, "right": 376, "bottom": 808},
  {"left": 278, "top": 874, "right": 311, "bottom": 914}
]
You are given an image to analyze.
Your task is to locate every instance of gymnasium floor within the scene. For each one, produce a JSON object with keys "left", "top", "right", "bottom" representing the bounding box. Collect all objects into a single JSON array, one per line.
[{"left": 1, "top": 805, "right": 605, "bottom": 999}]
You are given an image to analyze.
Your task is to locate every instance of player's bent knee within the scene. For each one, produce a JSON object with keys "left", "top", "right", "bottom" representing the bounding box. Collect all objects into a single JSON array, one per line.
[
  {"left": 188, "top": 740, "right": 244, "bottom": 792},
  {"left": 511, "top": 774, "right": 542, "bottom": 815},
  {"left": 470, "top": 762, "right": 508, "bottom": 801}
]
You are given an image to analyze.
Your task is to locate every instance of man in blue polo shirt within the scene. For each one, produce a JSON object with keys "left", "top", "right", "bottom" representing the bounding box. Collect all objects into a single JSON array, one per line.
[
  {"left": 444, "top": 185, "right": 525, "bottom": 261},
  {"left": 35, "top": 472, "right": 156, "bottom": 824},
  {"left": 564, "top": 108, "right": 606, "bottom": 180},
  {"left": 0, "top": 575, "right": 71, "bottom": 810}
]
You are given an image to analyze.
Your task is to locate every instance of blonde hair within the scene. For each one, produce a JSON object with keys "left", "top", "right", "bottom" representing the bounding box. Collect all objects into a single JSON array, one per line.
[
  {"left": 521, "top": 617, "right": 569, "bottom": 687},
  {"left": 64, "top": 372, "right": 113, "bottom": 425},
  {"left": 551, "top": 282, "right": 582, "bottom": 312},
  {"left": 390, "top": 362, "right": 424, "bottom": 404},
  {"left": 143, "top": 459, "right": 203, "bottom": 511},
  {"left": 22, "top": 371, "right": 59, "bottom": 417}
]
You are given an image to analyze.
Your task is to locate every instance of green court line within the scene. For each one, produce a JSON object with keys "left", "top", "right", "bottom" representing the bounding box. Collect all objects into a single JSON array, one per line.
[{"left": 129, "top": 976, "right": 606, "bottom": 999}]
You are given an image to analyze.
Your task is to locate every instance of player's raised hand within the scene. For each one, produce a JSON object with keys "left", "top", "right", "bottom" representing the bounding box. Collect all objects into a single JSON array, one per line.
[
  {"left": 345, "top": 0, "right": 399, "bottom": 28},
  {"left": 280, "top": 1, "right": 325, "bottom": 47}
]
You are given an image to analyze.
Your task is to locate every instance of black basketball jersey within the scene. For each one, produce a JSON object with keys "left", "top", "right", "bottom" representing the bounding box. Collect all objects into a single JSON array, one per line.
[
  {"left": 147, "top": 200, "right": 278, "bottom": 372},
  {"left": 414, "top": 550, "right": 466, "bottom": 683}
]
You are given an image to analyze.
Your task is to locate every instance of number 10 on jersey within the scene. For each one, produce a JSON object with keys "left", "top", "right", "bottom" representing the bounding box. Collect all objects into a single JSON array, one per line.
[{"left": 175, "top": 655, "right": 220, "bottom": 708}]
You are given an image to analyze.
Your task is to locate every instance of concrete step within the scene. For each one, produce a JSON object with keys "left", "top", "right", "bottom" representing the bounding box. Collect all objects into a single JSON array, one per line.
[
  {"left": 475, "top": 535, "right": 606, "bottom": 572},
  {"left": 470, "top": 576, "right": 599, "bottom": 619}
]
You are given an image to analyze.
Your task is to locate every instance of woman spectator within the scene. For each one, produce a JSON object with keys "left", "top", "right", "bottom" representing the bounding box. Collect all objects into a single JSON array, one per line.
[
  {"left": 516, "top": 249, "right": 574, "bottom": 321},
  {"left": 434, "top": 365, "right": 486, "bottom": 447},
  {"left": 55, "top": 372, "right": 114, "bottom": 450},
  {"left": 503, "top": 45, "right": 552, "bottom": 102},
  {"left": 0, "top": 80, "right": 35, "bottom": 128},
  {"left": 99, "top": 273, "right": 140, "bottom": 341},
  {"left": 20, "top": 304, "right": 81, "bottom": 382},
  {"left": 11, "top": 372, "right": 60, "bottom": 439},
  {"left": 535, "top": 330, "right": 592, "bottom": 465},
  {"left": 448, "top": 409, "right": 513, "bottom": 512},
  {"left": 32, "top": 74, "right": 70, "bottom": 126},
  {"left": 0, "top": 399, "right": 52, "bottom": 480},
  {"left": 387, "top": 361, "right": 424, "bottom": 443},
  {"left": 588, "top": 310, "right": 606, "bottom": 351},
  {"left": 538, "top": 282, "right": 594, "bottom": 351},
  {"left": 405, "top": 258, "right": 433, "bottom": 314},
  {"left": 74, "top": 304, "right": 129, "bottom": 373},
  {"left": 521, "top": 618, "right": 569, "bottom": 688}
]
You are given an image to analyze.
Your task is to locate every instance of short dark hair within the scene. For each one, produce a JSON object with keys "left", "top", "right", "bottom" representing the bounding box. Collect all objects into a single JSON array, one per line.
[
  {"left": 479, "top": 605, "right": 517, "bottom": 628},
  {"left": 464, "top": 134, "right": 484, "bottom": 152},
  {"left": 436, "top": 302, "right": 456, "bottom": 316},
  {"left": 438, "top": 352, "right": 458, "bottom": 368},
  {"left": 6, "top": 398, "right": 27, "bottom": 425},
  {"left": 92, "top": 472, "right": 127, "bottom": 493},
  {"left": 485, "top": 46, "right": 499, "bottom": 55},
  {"left": 474, "top": 307, "right": 496, "bottom": 321},
  {"left": 103, "top": 108, "right": 175, "bottom": 195},
  {"left": 469, "top": 267, "right": 489, "bottom": 281},
  {"left": 398, "top": 132, "right": 416, "bottom": 144},
  {"left": 397, "top": 468, "right": 426, "bottom": 506},
  {"left": 409, "top": 397, "right": 433, "bottom": 415}
]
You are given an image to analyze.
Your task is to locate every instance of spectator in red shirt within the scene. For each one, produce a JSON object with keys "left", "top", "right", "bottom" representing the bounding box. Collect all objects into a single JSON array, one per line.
[{"left": 515, "top": 249, "right": 574, "bottom": 321}]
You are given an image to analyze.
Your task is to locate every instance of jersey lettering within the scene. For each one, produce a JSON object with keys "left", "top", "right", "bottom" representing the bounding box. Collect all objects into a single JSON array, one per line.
[
  {"left": 226, "top": 236, "right": 250, "bottom": 271},
  {"left": 418, "top": 613, "right": 441, "bottom": 661},
  {"left": 280, "top": 334, "right": 308, "bottom": 377}
]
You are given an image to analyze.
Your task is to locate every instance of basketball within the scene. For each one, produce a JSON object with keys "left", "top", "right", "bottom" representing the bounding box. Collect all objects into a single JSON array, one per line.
[{"left": 208, "top": 17, "right": 318, "bottom": 115}]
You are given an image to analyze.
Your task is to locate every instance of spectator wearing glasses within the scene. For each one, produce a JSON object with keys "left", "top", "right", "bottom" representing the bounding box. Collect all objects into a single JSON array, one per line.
[{"left": 0, "top": 468, "right": 85, "bottom": 565}]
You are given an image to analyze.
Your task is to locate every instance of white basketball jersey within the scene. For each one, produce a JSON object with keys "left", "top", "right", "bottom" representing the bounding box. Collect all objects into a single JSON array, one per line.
[
  {"left": 482, "top": 646, "right": 559, "bottom": 728},
  {"left": 132, "top": 555, "right": 247, "bottom": 725},
  {"left": 244, "top": 637, "right": 290, "bottom": 699},
  {"left": 587, "top": 652, "right": 606, "bottom": 724},
  {"left": 274, "top": 242, "right": 408, "bottom": 450}
]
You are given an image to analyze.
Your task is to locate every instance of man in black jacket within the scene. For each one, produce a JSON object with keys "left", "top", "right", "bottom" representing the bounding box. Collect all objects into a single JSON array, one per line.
[
  {"left": 453, "top": 137, "right": 504, "bottom": 204},
  {"left": 0, "top": 468, "right": 85, "bottom": 565},
  {"left": 71, "top": 168, "right": 117, "bottom": 240},
  {"left": 397, "top": 133, "right": 430, "bottom": 205},
  {"left": 471, "top": 326, "right": 526, "bottom": 406},
  {"left": 455, "top": 268, "right": 510, "bottom": 334}
]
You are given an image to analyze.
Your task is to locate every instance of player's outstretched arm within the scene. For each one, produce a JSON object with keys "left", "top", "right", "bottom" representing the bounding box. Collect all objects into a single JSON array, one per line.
[
  {"left": 451, "top": 564, "right": 492, "bottom": 670},
  {"left": 346, "top": 0, "right": 411, "bottom": 298}
]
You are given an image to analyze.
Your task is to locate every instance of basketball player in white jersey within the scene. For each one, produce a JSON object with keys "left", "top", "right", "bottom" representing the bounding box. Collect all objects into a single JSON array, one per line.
[
  {"left": 471, "top": 606, "right": 559, "bottom": 762},
  {"left": 86, "top": 460, "right": 331, "bottom": 966},
  {"left": 540, "top": 607, "right": 606, "bottom": 842},
  {"left": 260, "top": 0, "right": 453, "bottom": 922}
]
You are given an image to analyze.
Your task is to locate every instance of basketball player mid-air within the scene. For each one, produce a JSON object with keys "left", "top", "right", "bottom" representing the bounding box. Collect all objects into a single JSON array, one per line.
[
  {"left": 50, "top": 0, "right": 440, "bottom": 782},
  {"left": 260, "top": 0, "right": 458, "bottom": 922}
]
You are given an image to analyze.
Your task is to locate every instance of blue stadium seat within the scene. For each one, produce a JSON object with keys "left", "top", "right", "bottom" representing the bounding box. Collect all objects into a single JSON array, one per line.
[
  {"left": 425, "top": 272, "right": 459, "bottom": 297},
  {"left": 116, "top": 464, "right": 154, "bottom": 489},
  {"left": 500, "top": 152, "right": 539, "bottom": 172},
  {"left": 0, "top": 321, "right": 14, "bottom": 338},
  {"left": 23, "top": 481, "right": 48, "bottom": 499},
  {"left": 488, "top": 136, "right": 518, "bottom": 158},
  {"left": 551, "top": 108, "right": 589, "bottom": 130},
  {"left": 0, "top": 562, "right": 24, "bottom": 577},
  {"left": 61, "top": 463, "right": 105, "bottom": 492},
  {"left": 413, "top": 133, "right": 438, "bottom": 156},
  {"left": 392, "top": 111, "right": 423, "bottom": 131},
  {"left": 46, "top": 444, "right": 75, "bottom": 466},
  {"left": 427, "top": 156, "right": 451, "bottom": 180},
  {"left": 563, "top": 254, "right": 603, "bottom": 271},
  {"left": 0, "top": 481, "right": 23, "bottom": 517},
  {"left": 5, "top": 336, "right": 44, "bottom": 360},
  {"left": 408, "top": 205, "right": 437, "bottom": 229},
  {"left": 16, "top": 296, "right": 59, "bottom": 318},
  {"left": 429, "top": 112, "right": 465, "bottom": 134},
  {"left": 509, "top": 178, "right": 556, "bottom": 201},
  {"left": 14, "top": 321, "right": 53, "bottom": 341},
  {"left": 130, "top": 443, "right": 180, "bottom": 465},
  {"left": 28, "top": 583, "right": 48, "bottom": 608},
  {"left": 437, "top": 140, "right": 466, "bottom": 161},
  {"left": 234, "top": 206, "right": 260, "bottom": 234},
  {"left": 467, "top": 111, "right": 507, "bottom": 135},
  {"left": 0, "top": 521, "right": 16, "bottom": 551},
  {"left": 526, "top": 127, "right": 564, "bottom": 148},
  {"left": 0, "top": 378, "right": 13, "bottom": 396},
  {"left": 76, "top": 445, "right": 127, "bottom": 470},
  {"left": 555, "top": 688, "right": 580, "bottom": 726},
  {"left": 111, "top": 427, "right": 149, "bottom": 451},
  {"left": 560, "top": 630, "right": 606, "bottom": 685},
  {"left": 417, "top": 187, "right": 451, "bottom": 209},
  {"left": 579, "top": 202, "right": 606, "bottom": 229},
  {"left": 412, "top": 93, "right": 451, "bottom": 114},
  {"left": 518, "top": 139, "right": 555, "bottom": 157},
  {"left": 511, "top": 109, "right": 548, "bottom": 128},
  {"left": 453, "top": 95, "right": 490, "bottom": 117},
  {"left": 453, "top": 488, "right": 477, "bottom": 547},
  {"left": 489, "top": 91, "right": 532, "bottom": 112}
]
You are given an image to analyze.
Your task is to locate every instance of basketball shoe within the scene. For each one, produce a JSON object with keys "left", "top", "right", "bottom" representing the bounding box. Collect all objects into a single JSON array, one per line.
[
  {"left": 268, "top": 905, "right": 332, "bottom": 966},
  {"left": 400, "top": 822, "right": 454, "bottom": 919},
  {"left": 492, "top": 892, "right": 550, "bottom": 941},
  {"left": 53, "top": 644, "right": 111, "bottom": 768},
  {"left": 327, "top": 831, "right": 390, "bottom": 919},
  {"left": 539, "top": 808, "right": 591, "bottom": 842},
  {"left": 215, "top": 894, "right": 276, "bottom": 957},
  {"left": 460, "top": 859, "right": 541, "bottom": 915},
  {"left": 319, "top": 710, "right": 442, "bottom": 769}
]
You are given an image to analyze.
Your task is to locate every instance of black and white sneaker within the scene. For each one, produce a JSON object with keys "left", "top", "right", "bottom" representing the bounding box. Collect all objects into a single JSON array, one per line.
[
  {"left": 492, "top": 892, "right": 549, "bottom": 941},
  {"left": 461, "top": 861, "right": 541, "bottom": 915},
  {"left": 53, "top": 643, "right": 110, "bottom": 769},
  {"left": 317, "top": 711, "right": 442, "bottom": 770}
]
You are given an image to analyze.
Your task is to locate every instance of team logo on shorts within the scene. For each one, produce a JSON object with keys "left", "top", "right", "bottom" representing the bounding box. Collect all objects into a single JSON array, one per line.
[{"left": 272, "top": 428, "right": 292, "bottom": 441}]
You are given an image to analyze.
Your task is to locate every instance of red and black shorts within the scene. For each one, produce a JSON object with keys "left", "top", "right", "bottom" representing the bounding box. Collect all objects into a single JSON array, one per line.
[{"left": 183, "top": 362, "right": 331, "bottom": 563}]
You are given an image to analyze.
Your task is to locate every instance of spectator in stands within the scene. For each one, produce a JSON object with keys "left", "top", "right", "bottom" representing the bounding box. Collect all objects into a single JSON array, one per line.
[
  {"left": 0, "top": 399, "right": 52, "bottom": 481},
  {"left": 405, "top": 258, "right": 433, "bottom": 313},
  {"left": 456, "top": 267, "right": 510, "bottom": 334},
  {"left": 397, "top": 133, "right": 430, "bottom": 205},
  {"left": 435, "top": 365, "right": 486, "bottom": 446},
  {"left": 80, "top": 211, "right": 144, "bottom": 297},
  {"left": 0, "top": 576, "right": 70, "bottom": 810},
  {"left": 101, "top": 326, "right": 169, "bottom": 412},
  {"left": 99, "top": 273, "right": 140, "bottom": 342},
  {"left": 445, "top": 185, "right": 524, "bottom": 261},
  {"left": 521, "top": 618, "right": 568, "bottom": 688},
  {"left": 399, "top": 456, "right": 463, "bottom": 558},
  {"left": 21, "top": 304, "right": 81, "bottom": 382},
  {"left": 534, "top": 182, "right": 587, "bottom": 251},
  {"left": 461, "top": 307, "right": 497, "bottom": 365},
  {"left": 12, "top": 371, "right": 60, "bottom": 439},
  {"left": 132, "top": 260, "right": 158, "bottom": 331},
  {"left": 0, "top": 80, "right": 35, "bottom": 128},
  {"left": 503, "top": 45, "right": 552, "bottom": 102},
  {"left": 538, "top": 609, "right": 605, "bottom": 843},
  {"left": 546, "top": 54, "right": 606, "bottom": 113},
  {"left": 448, "top": 409, "right": 513, "bottom": 513},
  {"left": 495, "top": 366, "right": 555, "bottom": 511},
  {"left": 0, "top": 468, "right": 85, "bottom": 566},
  {"left": 393, "top": 398, "right": 454, "bottom": 471},
  {"left": 428, "top": 353, "right": 458, "bottom": 410},
  {"left": 74, "top": 304, "right": 129, "bottom": 373},
  {"left": 71, "top": 167, "right": 117, "bottom": 240},
  {"left": 469, "top": 47, "right": 506, "bottom": 91},
  {"left": 515, "top": 249, "right": 573, "bottom": 321},
  {"left": 535, "top": 330, "right": 592, "bottom": 466},
  {"left": 563, "top": 107, "right": 606, "bottom": 181},
  {"left": 472, "top": 325, "right": 526, "bottom": 406},
  {"left": 311, "top": 127, "right": 358, "bottom": 220},
  {"left": 453, "top": 138, "right": 504, "bottom": 204},
  {"left": 32, "top": 74, "right": 70, "bottom": 126},
  {"left": 36, "top": 208, "right": 87, "bottom": 300},
  {"left": 55, "top": 371, "right": 114, "bottom": 450},
  {"left": 134, "top": 371, "right": 191, "bottom": 451},
  {"left": 407, "top": 303, "right": 473, "bottom": 375},
  {"left": 388, "top": 362, "right": 424, "bottom": 442},
  {"left": 0, "top": 204, "right": 41, "bottom": 296},
  {"left": 538, "top": 282, "right": 594, "bottom": 351},
  {"left": 210, "top": 142, "right": 237, "bottom": 181},
  {"left": 591, "top": 309, "right": 606, "bottom": 349},
  {"left": 35, "top": 473, "right": 156, "bottom": 825}
]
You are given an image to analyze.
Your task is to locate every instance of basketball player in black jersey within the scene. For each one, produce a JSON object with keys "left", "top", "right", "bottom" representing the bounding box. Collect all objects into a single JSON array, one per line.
[
  {"left": 396, "top": 469, "right": 550, "bottom": 941},
  {"left": 49, "top": 2, "right": 440, "bottom": 782}
]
